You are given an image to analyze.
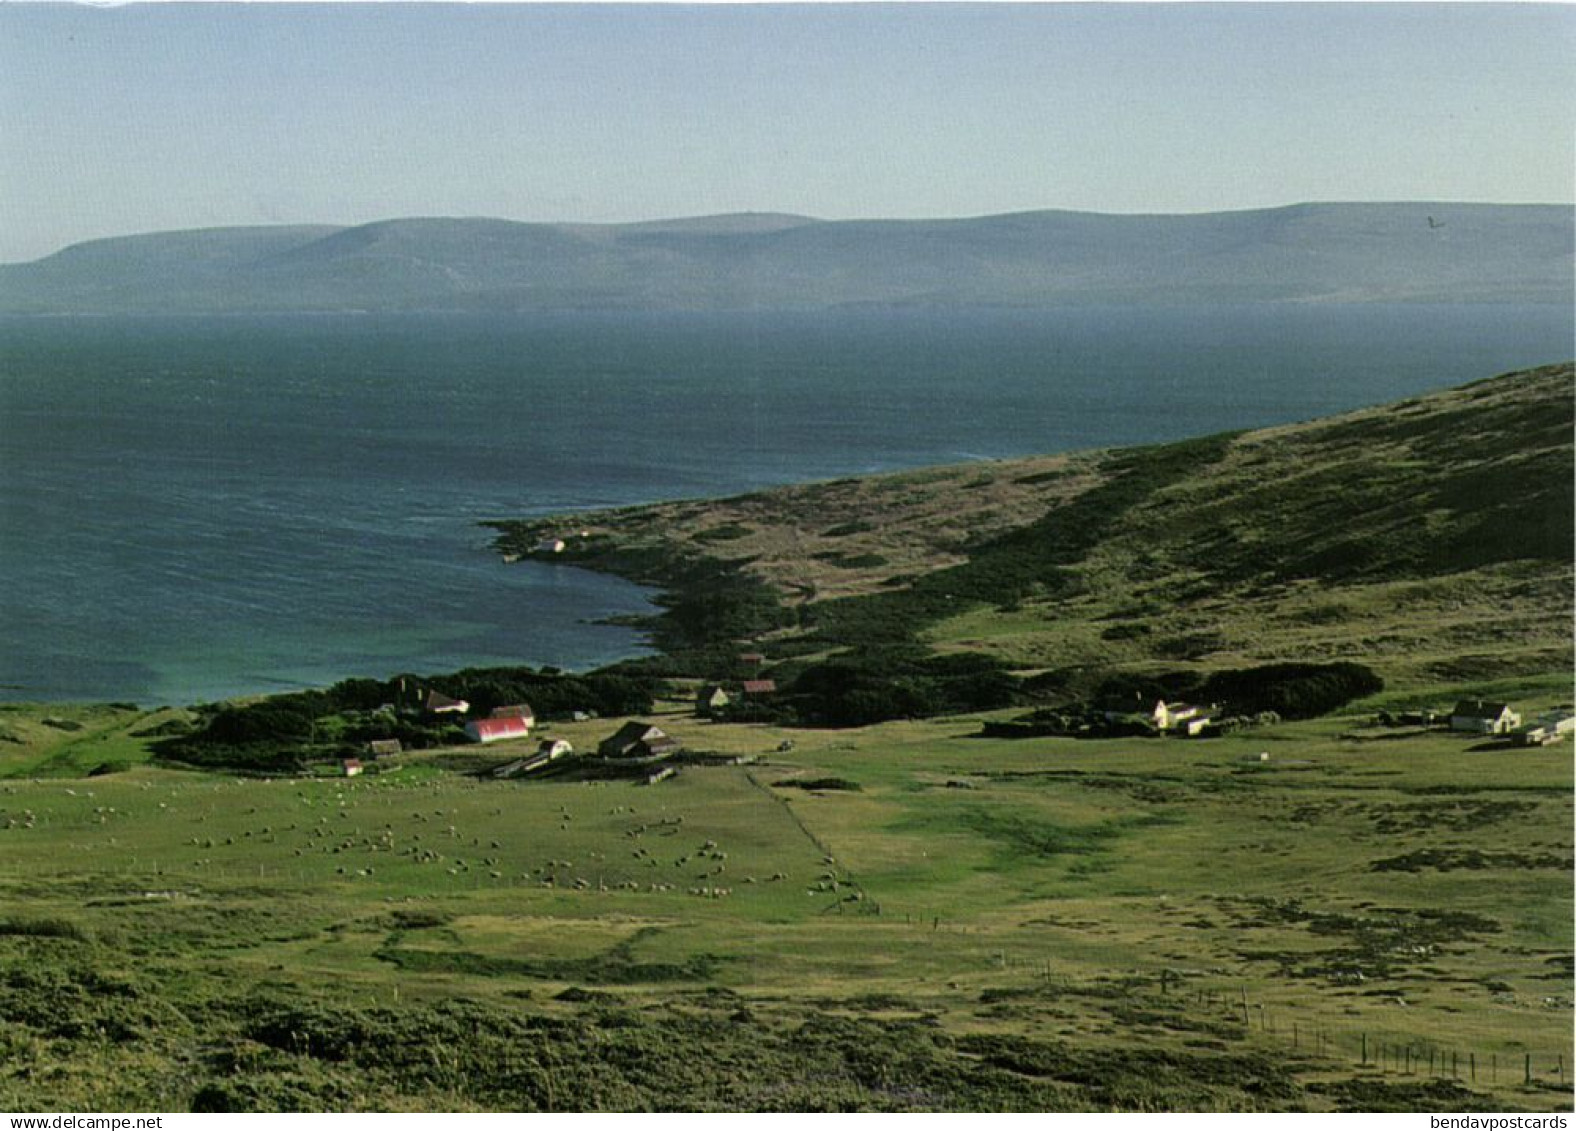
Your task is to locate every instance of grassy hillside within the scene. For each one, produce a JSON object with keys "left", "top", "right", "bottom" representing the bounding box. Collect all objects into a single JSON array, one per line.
[
  {"left": 0, "top": 364, "right": 1569, "bottom": 1112},
  {"left": 495, "top": 362, "right": 1573, "bottom": 697},
  {"left": 0, "top": 703, "right": 1569, "bottom": 1111}
]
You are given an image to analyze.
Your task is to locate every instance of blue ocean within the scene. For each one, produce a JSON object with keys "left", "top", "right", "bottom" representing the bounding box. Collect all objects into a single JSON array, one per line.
[{"left": 1, "top": 305, "right": 1569, "bottom": 704}]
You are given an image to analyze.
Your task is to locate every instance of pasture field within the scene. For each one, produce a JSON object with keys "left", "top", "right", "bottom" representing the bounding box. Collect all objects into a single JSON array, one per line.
[{"left": 0, "top": 695, "right": 1570, "bottom": 1112}]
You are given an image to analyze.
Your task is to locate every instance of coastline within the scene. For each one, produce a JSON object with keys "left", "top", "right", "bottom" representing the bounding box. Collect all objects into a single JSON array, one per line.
[{"left": 487, "top": 361, "right": 1575, "bottom": 698}]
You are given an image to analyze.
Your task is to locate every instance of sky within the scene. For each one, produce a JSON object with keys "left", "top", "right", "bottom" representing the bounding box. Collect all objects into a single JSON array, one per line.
[{"left": 1, "top": 2, "right": 1572, "bottom": 263}]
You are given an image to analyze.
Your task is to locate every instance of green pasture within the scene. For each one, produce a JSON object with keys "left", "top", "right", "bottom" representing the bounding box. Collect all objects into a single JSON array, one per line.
[{"left": 0, "top": 700, "right": 1570, "bottom": 1111}]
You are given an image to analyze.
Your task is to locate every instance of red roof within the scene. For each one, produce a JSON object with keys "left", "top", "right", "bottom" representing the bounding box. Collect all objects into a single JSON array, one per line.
[
  {"left": 467, "top": 717, "right": 532, "bottom": 743},
  {"left": 742, "top": 679, "right": 777, "bottom": 695}
]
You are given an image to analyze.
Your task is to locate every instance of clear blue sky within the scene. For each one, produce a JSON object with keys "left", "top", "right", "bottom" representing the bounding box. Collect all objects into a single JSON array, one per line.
[{"left": 2, "top": 2, "right": 1572, "bottom": 262}]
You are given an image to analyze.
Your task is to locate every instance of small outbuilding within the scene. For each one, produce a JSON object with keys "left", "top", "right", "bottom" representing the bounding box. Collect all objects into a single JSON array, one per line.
[
  {"left": 342, "top": 759, "right": 364, "bottom": 777},
  {"left": 697, "top": 685, "right": 732, "bottom": 715},
  {"left": 742, "top": 679, "right": 777, "bottom": 697},
  {"left": 1519, "top": 711, "right": 1575, "bottom": 746},
  {"left": 536, "top": 538, "right": 567, "bottom": 554},
  {"left": 494, "top": 740, "right": 572, "bottom": 778},
  {"left": 1153, "top": 701, "right": 1204, "bottom": 730},
  {"left": 367, "top": 739, "right": 403, "bottom": 759}
]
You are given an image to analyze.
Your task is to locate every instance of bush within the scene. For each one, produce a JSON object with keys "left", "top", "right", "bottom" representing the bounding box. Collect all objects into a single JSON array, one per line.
[
  {"left": 1200, "top": 663, "right": 1382, "bottom": 719},
  {"left": 0, "top": 916, "right": 90, "bottom": 941},
  {"left": 202, "top": 703, "right": 316, "bottom": 747},
  {"left": 772, "top": 777, "right": 862, "bottom": 792},
  {"left": 1100, "top": 623, "right": 1152, "bottom": 641},
  {"left": 693, "top": 523, "right": 754, "bottom": 542},
  {"left": 789, "top": 649, "right": 1019, "bottom": 727}
]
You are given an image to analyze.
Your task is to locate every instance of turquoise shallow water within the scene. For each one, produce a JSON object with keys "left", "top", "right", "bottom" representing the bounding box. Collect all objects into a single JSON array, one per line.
[{"left": 1, "top": 304, "right": 1569, "bottom": 704}]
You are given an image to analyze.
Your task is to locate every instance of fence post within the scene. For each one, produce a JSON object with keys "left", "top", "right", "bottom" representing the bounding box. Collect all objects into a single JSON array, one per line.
[
  {"left": 1470, "top": 1052, "right": 1475, "bottom": 1082},
  {"left": 1361, "top": 1033, "right": 1368, "bottom": 1067},
  {"left": 1524, "top": 1053, "right": 1531, "bottom": 1086}
]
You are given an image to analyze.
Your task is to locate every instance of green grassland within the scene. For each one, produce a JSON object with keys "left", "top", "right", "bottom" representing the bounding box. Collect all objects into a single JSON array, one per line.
[
  {"left": 495, "top": 363, "right": 1572, "bottom": 695},
  {"left": 0, "top": 693, "right": 1570, "bottom": 1111},
  {"left": 3, "top": 364, "right": 1571, "bottom": 1111}
]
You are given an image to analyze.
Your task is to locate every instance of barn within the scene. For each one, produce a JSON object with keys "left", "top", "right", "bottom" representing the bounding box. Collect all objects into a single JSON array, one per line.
[
  {"left": 490, "top": 704, "right": 536, "bottom": 728},
  {"left": 466, "top": 716, "right": 532, "bottom": 744}
]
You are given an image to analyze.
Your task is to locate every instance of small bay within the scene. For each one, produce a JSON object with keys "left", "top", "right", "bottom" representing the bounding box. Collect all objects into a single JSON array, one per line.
[{"left": 1, "top": 303, "right": 1569, "bottom": 704}]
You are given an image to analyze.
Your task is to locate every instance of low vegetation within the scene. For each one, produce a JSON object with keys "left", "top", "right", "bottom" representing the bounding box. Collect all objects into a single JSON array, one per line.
[
  {"left": 494, "top": 363, "right": 1572, "bottom": 711},
  {"left": 1, "top": 365, "right": 1569, "bottom": 1111},
  {"left": 0, "top": 704, "right": 1569, "bottom": 1111}
]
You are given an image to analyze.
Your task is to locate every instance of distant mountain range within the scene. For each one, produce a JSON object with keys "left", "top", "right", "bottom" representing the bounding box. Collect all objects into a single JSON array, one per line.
[{"left": 1, "top": 204, "right": 1569, "bottom": 314}]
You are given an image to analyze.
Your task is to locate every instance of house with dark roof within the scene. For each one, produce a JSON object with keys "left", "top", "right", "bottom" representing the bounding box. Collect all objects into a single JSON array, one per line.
[
  {"left": 597, "top": 722, "right": 682, "bottom": 763},
  {"left": 425, "top": 690, "right": 470, "bottom": 715},
  {"left": 1449, "top": 700, "right": 1521, "bottom": 734}
]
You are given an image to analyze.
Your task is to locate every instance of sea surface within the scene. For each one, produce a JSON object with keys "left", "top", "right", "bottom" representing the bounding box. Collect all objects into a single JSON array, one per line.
[{"left": 1, "top": 304, "right": 1569, "bottom": 705}]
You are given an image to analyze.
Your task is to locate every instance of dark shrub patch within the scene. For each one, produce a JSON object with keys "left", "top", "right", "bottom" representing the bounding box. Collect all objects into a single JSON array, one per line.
[
  {"left": 823, "top": 520, "right": 876, "bottom": 537},
  {"left": 693, "top": 524, "right": 753, "bottom": 542},
  {"left": 1200, "top": 662, "right": 1383, "bottom": 719},
  {"left": 773, "top": 777, "right": 862, "bottom": 792},
  {"left": 0, "top": 916, "right": 90, "bottom": 941},
  {"left": 1100, "top": 622, "right": 1152, "bottom": 641}
]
